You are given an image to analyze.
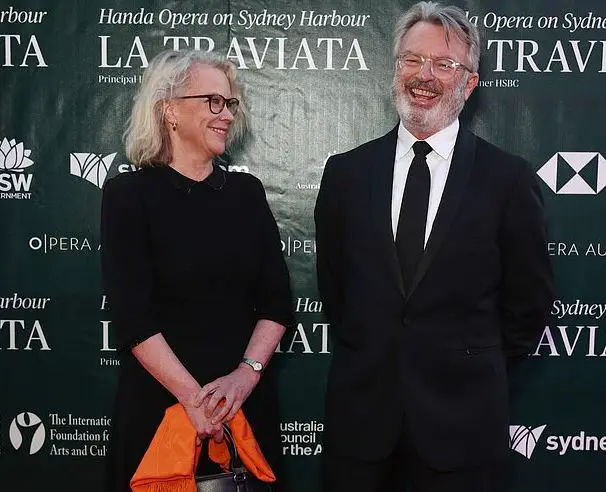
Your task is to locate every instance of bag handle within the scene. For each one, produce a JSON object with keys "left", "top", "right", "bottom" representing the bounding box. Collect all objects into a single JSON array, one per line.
[{"left": 221, "top": 424, "right": 247, "bottom": 484}]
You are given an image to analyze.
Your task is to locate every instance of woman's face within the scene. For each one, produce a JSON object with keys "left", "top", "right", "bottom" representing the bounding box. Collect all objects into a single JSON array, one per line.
[{"left": 168, "top": 64, "right": 235, "bottom": 161}]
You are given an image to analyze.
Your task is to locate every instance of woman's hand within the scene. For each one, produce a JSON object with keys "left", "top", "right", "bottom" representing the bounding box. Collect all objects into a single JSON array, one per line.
[
  {"left": 183, "top": 403, "right": 224, "bottom": 443},
  {"left": 195, "top": 366, "right": 261, "bottom": 424}
]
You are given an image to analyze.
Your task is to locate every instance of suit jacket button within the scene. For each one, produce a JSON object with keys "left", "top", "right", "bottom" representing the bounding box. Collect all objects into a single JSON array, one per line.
[{"left": 402, "top": 317, "right": 410, "bottom": 326}]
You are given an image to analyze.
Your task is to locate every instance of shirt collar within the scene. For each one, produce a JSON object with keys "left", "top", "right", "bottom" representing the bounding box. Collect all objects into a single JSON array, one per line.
[{"left": 396, "top": 119, "right": 460, "bottom": 161}]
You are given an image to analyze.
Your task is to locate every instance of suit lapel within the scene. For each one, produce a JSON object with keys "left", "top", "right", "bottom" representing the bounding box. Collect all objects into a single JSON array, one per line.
[
  {"left": 406, "top": 128, "right": 477, "bottom": 299},
  {"left": 370, "top": 125, "right": 405, "bottom": 298}
]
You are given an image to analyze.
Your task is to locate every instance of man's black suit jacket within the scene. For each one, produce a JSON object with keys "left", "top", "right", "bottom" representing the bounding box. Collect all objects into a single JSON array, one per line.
[{"left": 314, "top": 125, "right": 554, "bottom": 471}]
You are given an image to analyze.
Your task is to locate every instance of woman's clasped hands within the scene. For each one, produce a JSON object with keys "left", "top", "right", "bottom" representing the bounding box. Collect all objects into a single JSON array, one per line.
[{"left": 185, "top": 365, "right": 261, "bottom": 444}]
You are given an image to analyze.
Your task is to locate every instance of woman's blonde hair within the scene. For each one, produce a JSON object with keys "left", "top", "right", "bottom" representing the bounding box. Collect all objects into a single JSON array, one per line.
[{"left": 124, "top": 49, "right": 247, "bottom": 167}]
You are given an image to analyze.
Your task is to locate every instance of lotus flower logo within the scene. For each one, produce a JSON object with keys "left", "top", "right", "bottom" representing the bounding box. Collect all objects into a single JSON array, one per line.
[
  {"left": 70, "top": 152, "right": 117, "bottom": 189},
  {"left": 0, "top": 138, "right": 34, "bottom": 172}
]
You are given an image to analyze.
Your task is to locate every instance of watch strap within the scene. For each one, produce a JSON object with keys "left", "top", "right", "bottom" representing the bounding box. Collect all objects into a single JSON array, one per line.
[{"left": 241, "top": 358, "right": 264, "bottom": 373}]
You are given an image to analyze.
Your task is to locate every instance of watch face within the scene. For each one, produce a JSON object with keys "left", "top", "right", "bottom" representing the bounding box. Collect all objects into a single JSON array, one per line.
[{"left": 244, "top": 359, "right": 263, "bottom": 372}]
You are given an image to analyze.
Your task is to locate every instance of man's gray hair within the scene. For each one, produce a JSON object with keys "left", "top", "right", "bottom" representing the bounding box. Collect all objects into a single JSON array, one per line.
[{"left": 393, "top": 1, "right": 480, "bottom": 72}]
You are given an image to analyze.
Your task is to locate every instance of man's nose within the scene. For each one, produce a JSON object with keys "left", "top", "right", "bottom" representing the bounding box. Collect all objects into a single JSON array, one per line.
[{"left": 417, "top": 59, "right": 434, "bottom": 80}]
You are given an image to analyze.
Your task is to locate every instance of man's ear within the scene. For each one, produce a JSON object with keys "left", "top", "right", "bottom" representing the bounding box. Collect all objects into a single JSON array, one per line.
[{"left": 465, "top": 72, "right": 479, "bottom": 100}]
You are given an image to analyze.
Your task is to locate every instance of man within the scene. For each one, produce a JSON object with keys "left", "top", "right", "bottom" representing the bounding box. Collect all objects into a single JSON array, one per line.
[{"left": 314, "top": 2, "right": 554, "bottom": 491}]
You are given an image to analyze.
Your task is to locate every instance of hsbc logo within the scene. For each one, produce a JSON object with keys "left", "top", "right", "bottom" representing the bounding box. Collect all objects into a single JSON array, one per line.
[
  {"left": 537, "top": 152, "right": 606, "bottom": 195},
  {"left": 9, "top": 412, "right": 46, "bottom": 455}
]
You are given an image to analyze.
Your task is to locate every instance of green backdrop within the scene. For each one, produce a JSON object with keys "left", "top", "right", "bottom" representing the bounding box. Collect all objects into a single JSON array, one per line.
[{"left": 1, "top": 0, "right": 605, "bottom": 490}]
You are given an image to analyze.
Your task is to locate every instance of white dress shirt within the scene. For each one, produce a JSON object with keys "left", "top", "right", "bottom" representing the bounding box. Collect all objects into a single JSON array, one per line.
[{"left": 391, "top": 119, "right": 460, "bottom": 246}]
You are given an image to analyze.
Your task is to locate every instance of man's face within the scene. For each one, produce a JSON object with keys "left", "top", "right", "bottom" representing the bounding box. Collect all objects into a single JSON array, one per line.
[{"left": 393, "top": 21, "right": 478, "bottom": 138}]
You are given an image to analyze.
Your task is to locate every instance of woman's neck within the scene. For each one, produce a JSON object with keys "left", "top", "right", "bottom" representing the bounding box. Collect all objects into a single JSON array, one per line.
[{"left": 169, "top": 154, "right": 213, "bottom": 182}]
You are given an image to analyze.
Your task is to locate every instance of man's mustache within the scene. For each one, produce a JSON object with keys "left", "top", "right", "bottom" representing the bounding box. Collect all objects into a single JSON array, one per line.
[{"left": 405, "top": 78, "right": 443, "bottom": 95}]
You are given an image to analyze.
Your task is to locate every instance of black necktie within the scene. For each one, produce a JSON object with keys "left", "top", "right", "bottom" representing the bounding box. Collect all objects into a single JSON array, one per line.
[{"left": 396, "top": 141, "right": 432, "bottom": 290}]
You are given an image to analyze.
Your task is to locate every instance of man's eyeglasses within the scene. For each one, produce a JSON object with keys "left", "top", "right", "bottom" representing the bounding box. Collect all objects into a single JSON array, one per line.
[
  {"left": 175, "top": 94, "right": 240, "bottom": 115},
  {"left": 396, "top": 53, "right": 472, "bottom": 81}
]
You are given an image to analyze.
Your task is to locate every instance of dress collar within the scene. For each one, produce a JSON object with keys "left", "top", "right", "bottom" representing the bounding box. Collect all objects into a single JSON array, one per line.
[{"left": 162, "top": 162, "right": 227, "bottom": 192}]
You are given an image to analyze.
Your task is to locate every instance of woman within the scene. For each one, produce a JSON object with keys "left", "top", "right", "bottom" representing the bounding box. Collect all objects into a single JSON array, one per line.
[{"left": 101, "top": 49, "right": 293, "bottom": 492}]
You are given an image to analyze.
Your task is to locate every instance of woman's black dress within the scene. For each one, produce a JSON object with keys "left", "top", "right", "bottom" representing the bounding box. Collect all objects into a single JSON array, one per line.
[{"left": 100, "top": 164, "right": 293, "bottom": 492}]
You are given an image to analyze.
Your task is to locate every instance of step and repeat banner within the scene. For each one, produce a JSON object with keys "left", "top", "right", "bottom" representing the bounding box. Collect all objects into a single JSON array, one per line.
[{"left": 1, "top": 0, "right": 605, "bottom": 490}]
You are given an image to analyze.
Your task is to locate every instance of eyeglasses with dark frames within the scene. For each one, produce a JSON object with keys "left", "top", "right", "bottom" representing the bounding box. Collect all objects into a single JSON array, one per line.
[
  {"left": 396, "top": 53, "right": 473, "bottom": 80},
  {"left": 175, "top": 94, "right": 240, "bottom": 115}
]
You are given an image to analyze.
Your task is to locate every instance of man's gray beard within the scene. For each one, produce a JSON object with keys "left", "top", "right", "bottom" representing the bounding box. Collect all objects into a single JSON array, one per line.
[{"left": 393, "top": 78, "right": 467, "bottom": 135}]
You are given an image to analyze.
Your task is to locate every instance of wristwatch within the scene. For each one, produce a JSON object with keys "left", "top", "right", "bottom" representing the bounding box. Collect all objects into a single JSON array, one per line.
[{"left": 241, "top": 358, "right": 264, "bottom": 373}]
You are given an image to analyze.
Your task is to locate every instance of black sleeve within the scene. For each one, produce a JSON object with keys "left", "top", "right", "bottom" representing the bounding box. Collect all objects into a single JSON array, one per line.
[
  {"left": 100, "top": 175, "right": 162, "bottom": 351},
  {"left": 314, "top": 157, "right": 344, "bottom": 326},
  {"left": 498, "top": 161, "right": 555, "bottom": 359},
  {"left": 250, "top": 178, "right": 294, "bottom": 330}
]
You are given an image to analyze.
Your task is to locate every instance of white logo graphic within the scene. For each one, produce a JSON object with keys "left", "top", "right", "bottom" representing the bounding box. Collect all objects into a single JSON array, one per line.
[
  {"left": 281, "top": 236, "right": 316, "bottom": 256},
  {"left": 537, "top": 152, "right": 606, "bottom": 195},
  {"left": 0, "top": 138, "right": 34, "bottom": 171},
  {"left": 510, "top": 424, "right": 547, "bottom": 459},
  {"left": 9, "top": 412, "right": 46, "bottom": 455},
  {"left": 69, "top": 153, "right": 117, "bottom": 188},
  {"left": 0, "top": 137, "right": 34, "bottom": 198}
]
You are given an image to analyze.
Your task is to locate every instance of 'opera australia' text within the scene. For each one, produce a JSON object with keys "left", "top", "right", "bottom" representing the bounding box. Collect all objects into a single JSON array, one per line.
[{"left": 548, "top": 242, "right": 606, "bottom": 256}]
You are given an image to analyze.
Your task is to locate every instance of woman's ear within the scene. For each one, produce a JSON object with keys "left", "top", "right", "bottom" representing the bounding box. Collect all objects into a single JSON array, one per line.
[
  {"left": 164, "top": 101, "right": 178, "bottom": 131},
  {"left": 164, "top": 101, "right": 174, "bottom": 123}
]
